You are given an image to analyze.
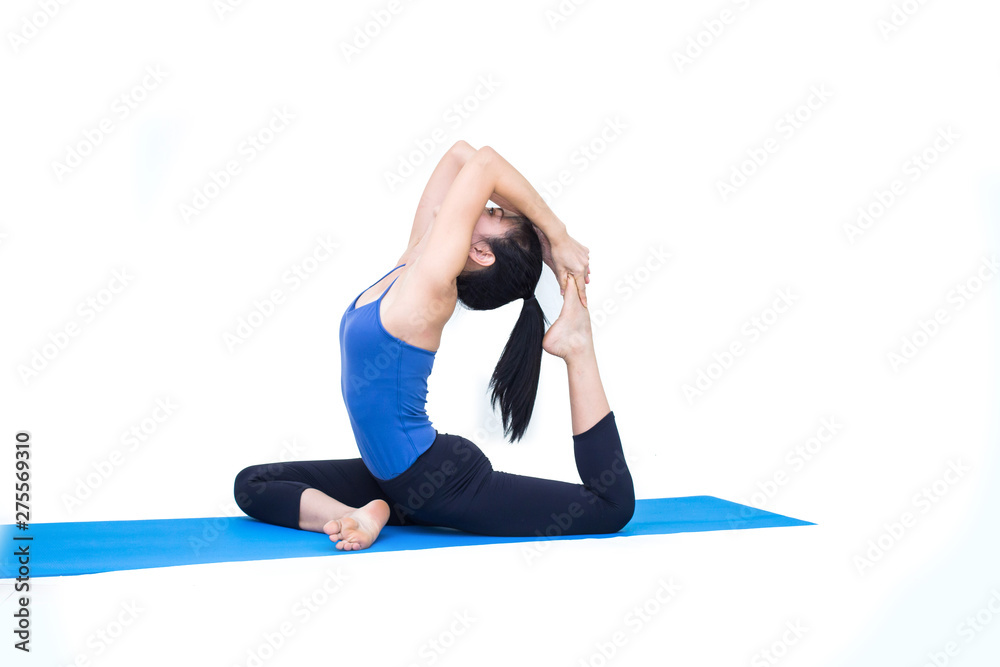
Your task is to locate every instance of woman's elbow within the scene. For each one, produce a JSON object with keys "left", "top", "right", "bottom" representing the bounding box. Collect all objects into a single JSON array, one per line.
[
  {"left": 472, "top": 145, "right": 498, "bottom": 167},
  {"left": 447, "top": 139, "right": 475, "bottom": 159},
  {"left": 443, "top": 140, "right": 478, "bottom": 169},
  {"left": 448, "top": 141, "right": 497, "bottom": 162}
]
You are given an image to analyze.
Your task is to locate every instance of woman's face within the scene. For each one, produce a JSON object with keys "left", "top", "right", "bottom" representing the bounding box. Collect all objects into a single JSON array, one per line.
[
  {"left": 471, "top": 207, "right": 515, "bottom": 243},
  {"left": 465, "top": 207, "right": 517, "bottom": 272}
]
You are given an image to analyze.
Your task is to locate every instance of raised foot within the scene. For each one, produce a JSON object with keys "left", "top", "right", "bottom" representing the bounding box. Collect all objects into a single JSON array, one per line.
[
  {"left": 543, "top": 277, "right": 594, "bottom": 360},
  {"left": 323, "top": 499, "right": 391, "bottom": 551}
]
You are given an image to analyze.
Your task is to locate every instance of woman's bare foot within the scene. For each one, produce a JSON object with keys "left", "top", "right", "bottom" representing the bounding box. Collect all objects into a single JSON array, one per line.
[
  {"left": 543, "top": 275, "right": 611, "bottom": 435},
  {"left": 323, "top": 499, "right": 391, "bottom": 551},
  {"left": 543, "top": 278, "right": 594, "bottom": 360}
]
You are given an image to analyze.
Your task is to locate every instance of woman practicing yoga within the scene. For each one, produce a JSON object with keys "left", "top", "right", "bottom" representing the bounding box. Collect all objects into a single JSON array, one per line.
[{"left": 234, "top": 140, "right": 635, "bottom": 550}]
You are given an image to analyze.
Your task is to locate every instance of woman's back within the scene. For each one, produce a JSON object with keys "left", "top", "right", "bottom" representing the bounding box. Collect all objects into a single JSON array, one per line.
[{"left": 339, "top": 263, "right": 438, "bottom": 480}]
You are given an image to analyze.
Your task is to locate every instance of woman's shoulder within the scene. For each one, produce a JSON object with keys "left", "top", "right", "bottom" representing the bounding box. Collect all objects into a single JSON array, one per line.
[{"left": 380, "top": 242, "right": 456, "bottom": 352}]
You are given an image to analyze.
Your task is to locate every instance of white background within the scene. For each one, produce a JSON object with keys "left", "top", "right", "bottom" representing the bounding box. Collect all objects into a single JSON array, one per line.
[{"left": 2, "top": 1, "right": 999, "bottom": 665}]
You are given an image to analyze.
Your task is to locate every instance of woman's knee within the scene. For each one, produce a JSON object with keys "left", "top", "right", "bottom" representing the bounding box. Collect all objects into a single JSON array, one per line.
[
  {"left": 233, "top": 465, "right": 263, "bottom": 512},
  {"left": 233, "top": 459, "right": 299, "bottom": 492},
  {"left": 234, "top": 462, "right": 292, "bottom": 513},
  {"left": 606, "top": 495, "right": 636, "bottom": 533}
]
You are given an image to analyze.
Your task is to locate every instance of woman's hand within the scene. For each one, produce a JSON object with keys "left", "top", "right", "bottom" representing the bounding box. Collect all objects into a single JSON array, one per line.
[
  {"left": 533, "top": 225, "right": 555, "bottom": 273},
  {"left": 545, "top": 230, "right": 590, "bottom": 308}
]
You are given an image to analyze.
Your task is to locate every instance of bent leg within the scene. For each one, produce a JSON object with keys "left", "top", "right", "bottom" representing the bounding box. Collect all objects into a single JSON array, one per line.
[
  {"left": 461, "top": 412, "right": 633, "bottom": 536},
  {"left": 377, "top": 414, "right": 634, "bottom": 537},
  {"left": 233, "top": 458, "right": 405, "bottom": 530},
  {"left": 378, "top": 272, "right": 635, "bottom": 536}
]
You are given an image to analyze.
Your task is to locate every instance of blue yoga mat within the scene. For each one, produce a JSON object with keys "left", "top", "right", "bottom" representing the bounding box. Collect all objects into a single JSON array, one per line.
[{"left": 1, "top": 496, "right": 812, "bottom": 578}]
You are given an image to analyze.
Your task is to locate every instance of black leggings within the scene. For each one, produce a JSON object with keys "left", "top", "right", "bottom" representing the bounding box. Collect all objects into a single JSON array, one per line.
[{"left": 233, "top": 411, "right": 635, "bottom": 537}]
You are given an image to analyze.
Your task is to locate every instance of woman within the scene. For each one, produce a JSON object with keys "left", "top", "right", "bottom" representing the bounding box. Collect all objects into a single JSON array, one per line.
[{"left": 234, "top": 140, "right": 635, "bottom": 550}]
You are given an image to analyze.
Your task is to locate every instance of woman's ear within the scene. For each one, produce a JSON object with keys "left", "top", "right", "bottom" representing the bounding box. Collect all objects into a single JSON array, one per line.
[{"left": 468, "top": 241, "right": 496, "bottom": 268}]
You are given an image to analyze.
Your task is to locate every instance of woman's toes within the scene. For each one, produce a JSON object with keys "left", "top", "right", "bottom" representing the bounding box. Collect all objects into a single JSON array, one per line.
[{"left": 324, "top": 502, "right": 389, "bottom": 551}]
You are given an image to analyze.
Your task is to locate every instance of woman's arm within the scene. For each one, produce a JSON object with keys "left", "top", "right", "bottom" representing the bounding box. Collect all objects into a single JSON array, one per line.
[
  {"left": 485, "top": 147, "right": 566, "bottom": 242},
  {"left": 403, "top": 140, "right": 478, "bottom": 253},
  {"left": 487, "top": 190, "right": 522, "bottom": 216},
  {"left": 411, "top": 145, "right": 590, "bottom": 304}
]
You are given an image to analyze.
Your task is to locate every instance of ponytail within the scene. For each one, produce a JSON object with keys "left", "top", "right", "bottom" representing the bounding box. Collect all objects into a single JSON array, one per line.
[
  {"left": 455, "top": 215, "right": 546, "bottom": 442},
  {"left": 490, "top": 296, "right": 548, "bottom": 442}
]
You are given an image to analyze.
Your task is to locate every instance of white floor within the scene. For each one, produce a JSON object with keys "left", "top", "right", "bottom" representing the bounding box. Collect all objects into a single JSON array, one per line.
[
  {"left": 4, "top": 492, "right": 999, "bottom": 667},
  {"left": 3, "top": 0, "right": 1000, "bottom": 664}
]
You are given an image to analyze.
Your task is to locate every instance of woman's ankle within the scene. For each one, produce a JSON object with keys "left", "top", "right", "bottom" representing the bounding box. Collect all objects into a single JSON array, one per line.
[{"left": 564, "top": 342, "right": 597, "bottom": 368}]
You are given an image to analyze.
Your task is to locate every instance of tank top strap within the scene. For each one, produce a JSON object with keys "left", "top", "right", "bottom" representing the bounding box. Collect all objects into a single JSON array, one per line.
[
  {"left": 350, "top": 263, "right": 406, "bottom": 310},
  {"left": 376, "top": 264, "right": 406, "bottom": 300},
  {"left": 369, "top": 263, "right": 405, "bottom": 291}
]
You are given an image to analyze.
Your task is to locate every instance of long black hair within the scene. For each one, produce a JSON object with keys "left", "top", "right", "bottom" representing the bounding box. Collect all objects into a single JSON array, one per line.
[{"left": 456, "top": 211, "right": 547, "bottom": 442}]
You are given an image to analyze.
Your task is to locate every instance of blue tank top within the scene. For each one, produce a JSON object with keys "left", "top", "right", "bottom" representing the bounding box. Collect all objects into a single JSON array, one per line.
[{"left": 339, "top": 264, "right": 437, "bottom": 480}]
